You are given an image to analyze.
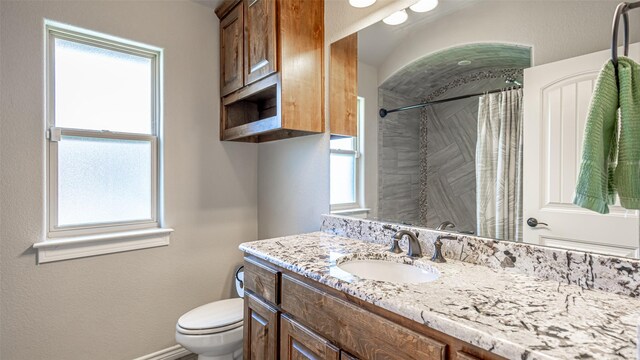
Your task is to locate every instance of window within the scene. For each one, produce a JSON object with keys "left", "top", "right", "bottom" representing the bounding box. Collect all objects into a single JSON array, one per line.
[
  {"left": 34, "top": 21, "right": 171, "bottom": 263},
  {"left": 330, "top": 97, "right": 364, "bottom": 211}
]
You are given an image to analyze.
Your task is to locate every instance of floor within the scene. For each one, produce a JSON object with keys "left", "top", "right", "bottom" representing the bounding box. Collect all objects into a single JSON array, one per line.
[{"left": 177, "top": 354, "right": 197, "bottom": 360}]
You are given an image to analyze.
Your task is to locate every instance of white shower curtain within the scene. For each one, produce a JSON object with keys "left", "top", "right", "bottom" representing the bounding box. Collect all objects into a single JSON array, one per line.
[{"left": 476, "top": 88, "right": 523, "bottom": 241}]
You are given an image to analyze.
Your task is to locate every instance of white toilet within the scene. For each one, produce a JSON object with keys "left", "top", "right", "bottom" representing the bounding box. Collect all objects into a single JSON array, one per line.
[{"left": 175, "top": 268, "right": 245, "bottom": 360}]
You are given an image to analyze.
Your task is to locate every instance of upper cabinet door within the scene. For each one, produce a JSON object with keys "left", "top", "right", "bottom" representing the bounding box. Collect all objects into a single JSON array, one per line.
[
  {"left": 244, "top": 0, "right": 277, "bottom": 85},
  {"left": 220, "top": 3, "right": 244, "bottom": 96},
  {"left": 329, "top": 33, "right": 358, "bottom": 137}
]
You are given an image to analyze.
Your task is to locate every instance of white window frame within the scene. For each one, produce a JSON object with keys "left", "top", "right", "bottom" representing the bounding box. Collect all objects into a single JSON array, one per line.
[
  {"left": 33, "top": 21, "right": 172, "bottom": 263},
  {"left": 330, "top": 97, "right": 365, "bottom": 213}
]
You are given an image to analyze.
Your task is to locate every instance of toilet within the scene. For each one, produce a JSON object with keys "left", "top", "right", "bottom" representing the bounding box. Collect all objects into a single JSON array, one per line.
[{"left": 175, "top": 267, "right": 245, "bottom": 360}]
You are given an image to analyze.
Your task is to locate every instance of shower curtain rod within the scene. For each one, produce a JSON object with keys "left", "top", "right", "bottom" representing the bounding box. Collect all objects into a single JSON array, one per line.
[{"left": 379, "top": 86, "right": 522, "bottom": 118}]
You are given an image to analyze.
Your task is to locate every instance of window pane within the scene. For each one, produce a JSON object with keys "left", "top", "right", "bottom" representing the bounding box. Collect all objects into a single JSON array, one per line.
[
  {"left": 330, "top": 153, "right": 356, "bottom": 205},
  {"left": 54, "top": 38, "right": 153, "bottom": 134},
  {"left": 330, "top": 137, "right": 355, "bottom": 151},
  {"left": 57, "top": 135, "right": 152, "bottom": 227}
]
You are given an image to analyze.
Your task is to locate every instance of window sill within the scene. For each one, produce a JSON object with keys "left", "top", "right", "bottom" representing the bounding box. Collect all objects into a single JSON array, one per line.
[
  {"left": 331, "top": 208, "right": 370, "bottom": 218},
  {"left": 33, "top": 227, "right": 174, "bottom": 264}
]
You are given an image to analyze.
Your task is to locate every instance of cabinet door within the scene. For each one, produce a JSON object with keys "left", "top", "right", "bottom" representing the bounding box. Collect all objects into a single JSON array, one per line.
[
  {"left": 220, "top": 3, "right": 244, "bottom": 96},
  {"left": 244, "top": 292, "right": 279, "bottom": 360},
  {"left": 244, "top": 0, "right": 277, "bottom": 85},
  {"left": 280, "top": 314, "right": 340, "bottom": 360},
  {"left": 329, "top": 33, "right": 358, "bottom": 137}
]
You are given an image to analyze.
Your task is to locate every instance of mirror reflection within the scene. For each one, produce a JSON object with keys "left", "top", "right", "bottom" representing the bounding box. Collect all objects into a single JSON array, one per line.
[{"left": 329, "top": 0, "right": 640, "bottom": 258}]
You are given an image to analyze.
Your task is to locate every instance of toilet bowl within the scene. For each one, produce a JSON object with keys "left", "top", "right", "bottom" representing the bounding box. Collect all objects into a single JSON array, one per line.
[{"left": 176, "top": 268, "right": 245, "bottom": 360}]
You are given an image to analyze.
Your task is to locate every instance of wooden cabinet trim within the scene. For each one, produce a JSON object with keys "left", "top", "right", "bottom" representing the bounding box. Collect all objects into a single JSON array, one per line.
[
  {"left": 215, "top": 0, "right": 243, "bottom": 18},
  {"left": 245, "top": 291, "right": 279, "bottom": 360},
  {"left": 244, "top": 0, "right": 277, "bottom": 85},
  {"left": 220, "top": 3, "right": 244, "bottom": 96},
  {"left": 456, "top": 351, "right": 483, "bottom": 360},
  {"left": 244, "top": 256, "right": 281, "bottom": 305},
  {"left": 280, "top": 314, "right": 340, "bottom": 360},
  {"left": 339, "top": 351, "right": 358, "bottom": 360}
]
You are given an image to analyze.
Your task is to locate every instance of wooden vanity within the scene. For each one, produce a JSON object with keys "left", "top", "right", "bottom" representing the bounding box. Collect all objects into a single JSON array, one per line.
[{"left": 242, "top": 255, "right": 505, "bottom": 360}]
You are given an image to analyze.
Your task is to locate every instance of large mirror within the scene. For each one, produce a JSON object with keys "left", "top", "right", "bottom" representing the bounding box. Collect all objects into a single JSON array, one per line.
[{"left": 329, "top": 0, "right": 640, "bottom": 258}]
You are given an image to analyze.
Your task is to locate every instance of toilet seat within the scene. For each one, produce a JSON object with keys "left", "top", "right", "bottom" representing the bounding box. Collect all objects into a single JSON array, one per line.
[
  {"left": 177, "top": 298, "right": 243, "bottom": 336},
  {"left": 177, "top": 319, "right": 243, "bottom": 335}
]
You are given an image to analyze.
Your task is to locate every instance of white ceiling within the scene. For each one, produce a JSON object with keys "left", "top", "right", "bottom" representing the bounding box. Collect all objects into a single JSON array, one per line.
[
  {"left": 192, "top": 0, "right": 224, "bottom": 10},
  {"left": 358, "top": 0, "right": 477, "bottom": 67}
]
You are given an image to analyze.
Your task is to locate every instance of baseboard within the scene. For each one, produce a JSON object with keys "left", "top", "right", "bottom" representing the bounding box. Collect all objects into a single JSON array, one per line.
[{"left": 133, "top": 344, "right": 191, "bottom": 360}]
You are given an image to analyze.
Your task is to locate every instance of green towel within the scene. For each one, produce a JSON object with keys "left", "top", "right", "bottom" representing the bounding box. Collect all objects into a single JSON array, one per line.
[{"left": 574, "top": 57, "right": 640, "bottom": 213}]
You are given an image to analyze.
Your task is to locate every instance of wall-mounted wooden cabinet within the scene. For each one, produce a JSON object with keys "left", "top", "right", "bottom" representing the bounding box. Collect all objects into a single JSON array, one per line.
[{"left": 216, "top": 0, "right": 324, "bottom": 143}]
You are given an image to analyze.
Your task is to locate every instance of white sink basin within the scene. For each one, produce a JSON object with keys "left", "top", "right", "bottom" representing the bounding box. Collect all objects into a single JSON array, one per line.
[{"left": 336, "top": 258, "right": 440, "bottom": 284}]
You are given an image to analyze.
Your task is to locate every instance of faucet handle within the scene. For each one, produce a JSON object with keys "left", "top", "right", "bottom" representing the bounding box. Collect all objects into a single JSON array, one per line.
[
  {"left": 389, "top": 238, "right": 403, "bottom": 254},
  {"left": 382, "top": 224, "right": 396, "bottom": 232},
  {"left": 431, "top": 235, "right": 458, "bottom": 263}
]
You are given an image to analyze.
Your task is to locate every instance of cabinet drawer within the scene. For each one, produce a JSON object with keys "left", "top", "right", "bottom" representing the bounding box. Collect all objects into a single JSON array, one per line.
[
  {"left": 281, "top": 275, "right": 446, "bottom": 360},
  {"left": 456, "top": 352, "right": 481, "bottom": 360},
  {"left": 280, "top": 314, "right": 340, "bottom": 360},
  {"left": 244, "top": 257, "right": 280, "bottom": 304}
]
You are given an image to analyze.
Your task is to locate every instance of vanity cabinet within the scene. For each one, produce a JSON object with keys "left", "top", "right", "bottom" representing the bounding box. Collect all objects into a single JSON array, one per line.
[
  {"left": 242, "top": 255, "right": 506, "bottom": 360},
  {"left": 215, "top": 0, "right": 324, "bottom": 142}
]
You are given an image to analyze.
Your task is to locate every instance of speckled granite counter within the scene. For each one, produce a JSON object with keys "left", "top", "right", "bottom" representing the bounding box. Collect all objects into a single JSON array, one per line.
[{"left": 240, "top": 232, "right": 640, "bottom": 360}]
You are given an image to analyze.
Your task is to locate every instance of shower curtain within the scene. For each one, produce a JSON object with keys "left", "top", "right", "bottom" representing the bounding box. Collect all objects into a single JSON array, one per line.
[{"left": 476, "top": 88, "right": 523, "bottom": 241}]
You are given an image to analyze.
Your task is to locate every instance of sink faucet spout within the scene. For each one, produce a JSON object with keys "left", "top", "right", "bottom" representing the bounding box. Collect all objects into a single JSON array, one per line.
[{"left": 392, "top": 230, "right": 422, "bottom": 258}]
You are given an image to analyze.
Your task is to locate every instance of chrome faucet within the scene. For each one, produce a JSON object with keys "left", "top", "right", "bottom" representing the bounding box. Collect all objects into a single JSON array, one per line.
[
  {"left": 389, "top": 230, "right": 422, "bottom": 258},
  {"left": 431, "top": 235, "right": 457, "bottom": 263},
  {"left": 436, "top": 221, "right": 456, "bottom": 231}
]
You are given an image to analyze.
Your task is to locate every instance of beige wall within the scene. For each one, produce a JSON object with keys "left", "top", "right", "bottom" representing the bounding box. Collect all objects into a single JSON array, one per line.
[{"left": 0, "top": 1, "right": 258, "bottom": 359}]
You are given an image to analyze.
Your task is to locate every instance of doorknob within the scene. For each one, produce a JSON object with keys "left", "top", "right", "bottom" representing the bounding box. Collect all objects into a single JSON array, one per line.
[{"left": 527, "top": 218, "right": 548, "bottom": 227}]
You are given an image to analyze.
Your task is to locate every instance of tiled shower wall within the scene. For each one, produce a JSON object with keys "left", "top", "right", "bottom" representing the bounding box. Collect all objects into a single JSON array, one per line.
[
  {"left": 377, "top": 69, "right": 524, "bottom": 230},
  {"left": 377, "top": 88, "right": 421, "bottom": 225}
]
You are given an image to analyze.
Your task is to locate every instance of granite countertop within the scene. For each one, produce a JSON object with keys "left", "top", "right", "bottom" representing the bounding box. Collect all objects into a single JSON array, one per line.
[{"left": 239, "top": 232, "right": 640, "bottom": 360}]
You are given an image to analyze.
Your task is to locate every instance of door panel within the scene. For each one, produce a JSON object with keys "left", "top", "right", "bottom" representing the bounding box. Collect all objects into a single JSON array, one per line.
[
  {"left": 523, "top": 44, "right": 640, "bottom": 257},
  {"left": 244, "top": 292, "right": 279, "bottom": 360},
  {"left": 244, "top": 0, "right": 277, "bottom": 85},
  {"left": 220, "top": 3, "right": 244, "bottom": 96}
]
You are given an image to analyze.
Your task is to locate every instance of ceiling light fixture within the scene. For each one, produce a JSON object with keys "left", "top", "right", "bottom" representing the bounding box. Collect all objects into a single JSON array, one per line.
[
  {"left": 409, "top": 0, "right": 438, "bottom": 13},
  {"left": 383, "top": 9, "right": 408, "bottom": 25},
  {"left": 349, "top": 0, "right": 376, "bottom": 8}
]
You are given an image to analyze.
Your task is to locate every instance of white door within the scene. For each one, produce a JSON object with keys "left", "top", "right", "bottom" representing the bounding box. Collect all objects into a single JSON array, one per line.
[{"left": 523, "top": 44, "right": 640, "bottom": 258}]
